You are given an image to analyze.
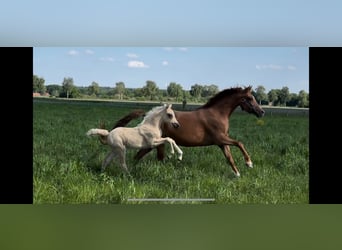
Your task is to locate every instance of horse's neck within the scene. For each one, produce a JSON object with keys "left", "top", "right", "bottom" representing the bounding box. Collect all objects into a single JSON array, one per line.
[{"left": 212, "top": 98, "right": 240, "bottom": 117}]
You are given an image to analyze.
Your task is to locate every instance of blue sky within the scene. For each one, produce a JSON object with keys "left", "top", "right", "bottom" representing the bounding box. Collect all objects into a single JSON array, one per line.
[
  {"left": 1, "top": 0, "right": 341, "bottom": 46},
  {"left": 34, "top": 47, "right": 308, "bottom": 93},
  {"left": 3, "top": 0, "right": 342, "bottom": 93}
]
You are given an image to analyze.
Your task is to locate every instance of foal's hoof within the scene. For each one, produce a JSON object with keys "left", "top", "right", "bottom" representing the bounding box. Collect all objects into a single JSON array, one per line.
[
  {"left": 246, "top": 161, "right": 253, "bottom": 168},
  {"left": 177, "top": 155, "right": 183, "bottom": 161},
  {"left": 235, "top": 171, "right": 241, "bottom": 177}
]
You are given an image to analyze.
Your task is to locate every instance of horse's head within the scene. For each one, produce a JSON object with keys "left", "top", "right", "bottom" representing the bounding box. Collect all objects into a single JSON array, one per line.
[
  {"left": 239, "top": 86, "right": 265, "bottom": 118},
  {"left": 163, "top": 104, "right": 180, "bottom": 128}
]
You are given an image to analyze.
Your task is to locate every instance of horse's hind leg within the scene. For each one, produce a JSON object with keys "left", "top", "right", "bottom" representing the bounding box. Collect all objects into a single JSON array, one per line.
[
  {"left": 135, "top": 148, "right": 153, "bottom": 160},
  {"left": 219, "top": 145, "right": 241, "bottom": 177},
  {"left": 135, "top": 145, "right": 166, "bottom": 161},
  {"left": 156, "top": 144, "right": 165, "bottom": 161}
]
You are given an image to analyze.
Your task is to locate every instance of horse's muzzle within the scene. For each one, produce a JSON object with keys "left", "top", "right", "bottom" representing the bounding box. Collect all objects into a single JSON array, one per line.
[
  {"left": 172, "top": 123, "right": 180, "bottom": 128},
  {"left": 258, "top": 109, "right": 266, "bottom": 117}
]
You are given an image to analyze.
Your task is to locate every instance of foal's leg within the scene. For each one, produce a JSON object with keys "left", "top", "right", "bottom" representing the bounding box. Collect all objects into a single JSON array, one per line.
[
  {"left": 153, "top": 138, "right": 183, "bottom": 161},
  {"left": 154, "top": 138, "right": 175, "bottom": 156},
  {"left": 115, "top": 146, "right": 129, "bottom": 173},
  {"left": 169, "top": 139, "right": 183, "bottom": 161},
  {"left": 102, "top": 151, "right": 115, "bottom": 172}
]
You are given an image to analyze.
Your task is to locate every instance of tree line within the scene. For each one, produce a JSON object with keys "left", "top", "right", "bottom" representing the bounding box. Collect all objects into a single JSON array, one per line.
[{"left": 33, "top": 75, "right": 309, "bottom": 108}]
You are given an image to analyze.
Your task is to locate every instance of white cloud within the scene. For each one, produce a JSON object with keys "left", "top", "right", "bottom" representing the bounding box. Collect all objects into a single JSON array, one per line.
[
  {"left": 162, "top": 60, "right": 169, "bottom": 66},
  {"left": 288, "top": 65, "right": 296, "bottom": 70},
  {"left": 128, "top": 60, "right": 149, "bottom": 68},
  {"left": 99, "top": 57, "right": 114, "bottom": 62},
  {"left": 256, "top": 64, "right": 283, "bottom": 70},
  {"left": 68, "top": 50, "right": 79, "bottom": 56},
  {"left": 85, "top": 49, "right": 94, "bottom": 55},
  {"left": 127, "top": 53, "right": 138, "bottom": 58},
  {"left": 163, "top": 47, "right": 188, "bottom": 52}
]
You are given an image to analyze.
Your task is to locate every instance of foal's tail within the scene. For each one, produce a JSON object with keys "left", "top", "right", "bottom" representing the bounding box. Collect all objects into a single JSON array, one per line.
[{"left": 86, "top": 128, "right": 110, "bottom": 144}]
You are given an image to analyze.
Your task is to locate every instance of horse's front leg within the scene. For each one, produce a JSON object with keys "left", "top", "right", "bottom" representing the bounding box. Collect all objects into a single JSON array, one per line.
[
  {"left": 217, "top": 135, "right": 253, "bottom": 177},
  {"left": 219, "top": 145, "right": 240, "bottom": 177}
]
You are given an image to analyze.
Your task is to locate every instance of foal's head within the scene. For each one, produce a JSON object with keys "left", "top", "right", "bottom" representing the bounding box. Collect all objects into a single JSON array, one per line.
[
  {"left": 239, "top": 86, "right": 265, "bottom": 118},
  {"left": 163, "top": 104, "right": 180, "bottom": 128}
]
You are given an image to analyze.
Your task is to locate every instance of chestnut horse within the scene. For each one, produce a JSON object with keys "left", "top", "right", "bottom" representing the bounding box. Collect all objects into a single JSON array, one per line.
[{"left": 112, "top": 86, "right": 265, "bottom": 177}]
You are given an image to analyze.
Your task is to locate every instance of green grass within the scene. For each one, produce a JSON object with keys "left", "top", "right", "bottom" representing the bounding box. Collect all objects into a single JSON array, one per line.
[{"left": 33, "top": 98, "right": 309, "bottom": 204}]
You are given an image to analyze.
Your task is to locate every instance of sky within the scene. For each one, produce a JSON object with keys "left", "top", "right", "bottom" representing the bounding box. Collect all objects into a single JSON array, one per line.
[
  {"left": 33, "top": 47, "right": 308, "bottom": 94},
  {"left": 2, "top": 0, "right": 341, "bottom": 93}
]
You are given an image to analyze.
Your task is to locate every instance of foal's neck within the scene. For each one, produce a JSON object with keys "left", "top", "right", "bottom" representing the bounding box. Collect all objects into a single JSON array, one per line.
[{"left": 143, "top": 110, "right": 164, "bottom": 128}]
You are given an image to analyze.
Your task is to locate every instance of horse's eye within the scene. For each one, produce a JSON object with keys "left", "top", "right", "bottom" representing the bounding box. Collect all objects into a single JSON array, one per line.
[{"left": 167, "top": 113, "right": 173, "bottom": 119}]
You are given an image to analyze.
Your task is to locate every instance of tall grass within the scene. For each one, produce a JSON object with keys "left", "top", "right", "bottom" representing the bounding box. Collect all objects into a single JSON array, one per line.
[{"left": 33, "top": 98, "right": 309, "bottom": 204}]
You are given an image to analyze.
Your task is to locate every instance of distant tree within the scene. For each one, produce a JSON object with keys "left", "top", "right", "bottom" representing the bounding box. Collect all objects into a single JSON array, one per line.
[
  {"left": 190, "top": 84, "right": 203, "bottom": 99},
  {"left": 88, "top": 81, "right": 100, "bottom": 96},
  {"left": 255, "top": 85, "right": 268, "bottom": 105},
  {"left": 142, "top": 80, "right": 159, "bottom": 100},
  {"left": 202, "top": 84, "right": 219, "bottom": 97},
  {"left": 286, "top": 93, "right": 299, "bottom": 107},
  {"left": 278, "top": 86, "right": 290, "bottom": 106},
  {"left": 133, "top": 88, "right": 144, "bottom": 98},
  {"left": 267, "top": 89, "right": 279, "bottom": 106},
  {"left": 115, "top": 81, "right": 125, "bottom": 100},
  {"left": 298, "top": 90, "right": 309, "bottom": 108},
  {"left": 167, "top": 82, "right": 183, "bottom": 101},
  {"left": 33, "top": 75, "right": 46, "bottom": 94},
  {"left": 46, "top": 84, "right": 62, "bottom": 97},
  {"left": 61, "top": 77, "right": 75, "bottom": 98}
]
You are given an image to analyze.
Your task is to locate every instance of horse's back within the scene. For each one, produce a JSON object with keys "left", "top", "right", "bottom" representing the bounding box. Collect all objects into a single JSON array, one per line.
[{"left": 162, "top": 110, "right": 220, "bottom": 146}]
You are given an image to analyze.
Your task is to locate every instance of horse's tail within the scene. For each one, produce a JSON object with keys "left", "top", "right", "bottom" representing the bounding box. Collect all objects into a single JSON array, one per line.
[
  {"left": 86, "top": 128, "right": 110, "bottom": 144},
  {"left": 111, "top": 109, "right": 146, "bottom": 130}
]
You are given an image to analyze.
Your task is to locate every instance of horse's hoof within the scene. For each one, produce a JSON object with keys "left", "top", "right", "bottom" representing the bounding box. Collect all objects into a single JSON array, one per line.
[
  {"left": 235, "top": 172, "right": 241, "bottom": 177},
  {"left": 178, "top": 155, "right": 183, "bottom": 161},
  {"left": 246, "top": 161, "right": 253, "bottom": 168}
]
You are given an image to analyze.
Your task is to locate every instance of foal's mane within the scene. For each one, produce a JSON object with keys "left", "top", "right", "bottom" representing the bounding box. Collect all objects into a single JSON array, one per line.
[
  {"left": 139, "top": 105, "right": 166, "bottom": 125},
  {"left": 198, "top": 86, "right": 252, "bottom": 109}
]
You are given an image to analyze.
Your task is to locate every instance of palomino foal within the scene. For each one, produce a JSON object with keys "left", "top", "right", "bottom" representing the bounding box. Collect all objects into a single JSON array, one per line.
[{"left": 86, "top": 104, "right": 183, "bottom": 173}]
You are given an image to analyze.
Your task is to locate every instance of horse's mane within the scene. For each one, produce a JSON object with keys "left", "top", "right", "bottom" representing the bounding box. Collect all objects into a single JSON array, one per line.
[
  {"left": 139, "top": 105, "right": 165, "bottom": 125},
  {"left": 198, "top": 86, "right": 252, "bottom": 109}
]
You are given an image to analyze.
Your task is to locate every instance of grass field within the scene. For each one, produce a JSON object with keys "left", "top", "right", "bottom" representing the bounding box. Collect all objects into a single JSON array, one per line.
[{"left": 33, "top": 98, "right": 309, "bottom": 204}]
